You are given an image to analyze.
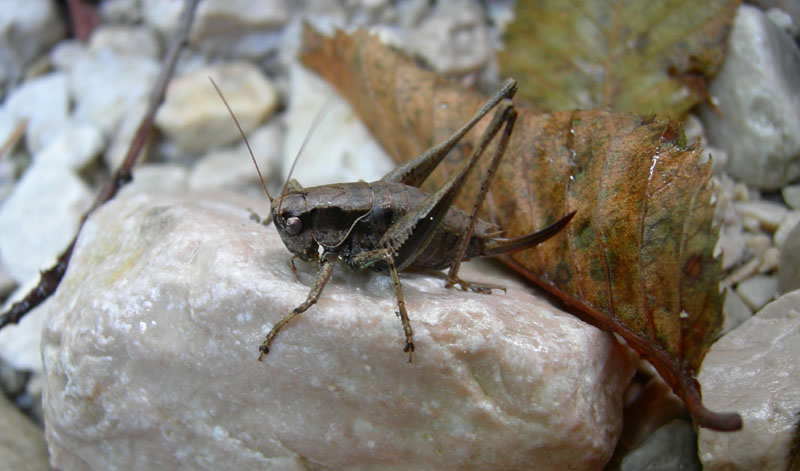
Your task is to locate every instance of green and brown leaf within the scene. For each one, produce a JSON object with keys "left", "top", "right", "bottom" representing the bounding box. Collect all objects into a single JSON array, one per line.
[{"left": 498, "top": 0, "right": 740, "bottom": 117}]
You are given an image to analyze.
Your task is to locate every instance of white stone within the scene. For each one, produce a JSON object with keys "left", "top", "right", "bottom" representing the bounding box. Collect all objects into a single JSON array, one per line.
[
  {"left": 700, "top": 5, "right": 800, "bottom": 190},
  {"left": 774, "top": 210, "right": 800, "bottom": 247},
  {"left": 0, "top": 263, "right": 15, "bottom": 300},
  {"left": 758, "top": 1, "right": 800, "bottom": 30},
  {"left": 0, "top": 163, "right": 92, "bottom": 282},
  {"left": 103, "top": 100, "right": 147, "bottom": 170},
  {"left": 743, "top": 232, "right": 772, "bottom": 256},
  {"left": 734, "top": 200, "right": 789, "bottom": 231},
  {"left": 88, "top": 25, "right": 161, "bottom": 59},
  {"left": 0, "top": 391, "right": 49, "bottom": 470},
  {"left": 620, "top": 420, "right": 700, "bottom": 471},
  {"left": 766, "top": 7, "right": 799, "bottom": 36},
  {"left": 98, "top": 0, "right": 142, "bottom": 24},
  {"left": 3, "top": 71, "right": 70, "bottom": 153},
  {"left": 735, "top": 274, "right": 778, "bottom": 311},
  {"left": 721, "top": 288, "right": 752, "bottom": 335},
  {"left": 34, "top": 121, "right": 104, "bottom": 170},
  {"left": 0, "top": 278, "right": 51, "bottom": 372},
  {"left": 778, "top": 221, "right": 800, "bottom": 293},
  {"left": 783, "top": 184, "right": 800, "bottom": 209},
  {"left": 758, "top": 246, "right": 781, "bottom": 274},
  {"left": 190, "top": 0, "right": 291, "bottom": 58},
  {"left": 283, "top": 64, "right": 395, "bottom": 187},
  {"left": 406, "top": 0, "right": 492, "bottom": 74},
  {"left": 189, "top": 121, "right": 283, "bottom": 192},
  {"left": 698, "top": 289, "right": 800, "bottom": 471},
  {"left": 140, "top": 0, "right": 184, "bottom": 35},
  {"left": 155, "top": 62, "right": 279, "bottom": 153},
  {"left": 0, "top": 0, "right": 66, "bottom": 92},
  {"left": 65, "top": 43, "right": 161, "bottom": 137},
  {"left": 42, "top": 191, "right": 633, "bottom": 471},
  {"left": 717, "top": 223, "right": 745, "bottom": 270}
]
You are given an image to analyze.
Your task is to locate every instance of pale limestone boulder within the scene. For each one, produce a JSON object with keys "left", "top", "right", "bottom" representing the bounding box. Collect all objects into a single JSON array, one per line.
[
  {"left": 697, "top": 289, "right": 800, "bottom": 471},
  {"left": 42, "top": 192, "right": 633, "bottom": 471}
]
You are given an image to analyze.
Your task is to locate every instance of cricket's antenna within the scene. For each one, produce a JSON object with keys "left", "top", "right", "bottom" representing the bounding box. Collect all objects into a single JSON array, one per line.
[
  {"left": 209, "top": 77, "right": 273, "bottom": 202},
  {"left": 277, "top": 98, "right": 336, "bottom": 214}
]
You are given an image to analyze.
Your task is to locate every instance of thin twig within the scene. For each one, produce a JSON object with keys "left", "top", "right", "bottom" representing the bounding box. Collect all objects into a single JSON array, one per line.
[{"left": 0, "top": 0, "right": 200, "bottom": 330}]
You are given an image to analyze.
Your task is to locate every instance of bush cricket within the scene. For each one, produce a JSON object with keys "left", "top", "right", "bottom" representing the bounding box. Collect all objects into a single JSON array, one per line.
[{"left": 212, "top": 77, "right": 574, "bottom": 363}]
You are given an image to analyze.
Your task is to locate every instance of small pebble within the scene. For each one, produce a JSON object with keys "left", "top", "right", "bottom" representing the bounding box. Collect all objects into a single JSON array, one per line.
[
  {"left": 3, "top": 71, "right": 70, "bottom": 153},
  {"left": 783, "top": 184, "right": 800, "bottom": 209},
  {"left": 735, "top": 274, "right": 778, "bottom": 311},
  {"left": 758, "top": 246, "right": 781, "bottom": 273},
  {"left": 743, "top": 231, "right": 772, "bottom": 255},
  {"left": 721, "top": 288, "right": 753, "bottom": 334},
  {"left": 189, "top": 121, "right": 282, "bottom": 192},
  {"left": 620, "top": 419, "right": 701, "bottom": 471},
  {"left": 0, "top": 163, "right": 92, "bottom": 282},
  {"left": 282, "top": 64, "right": 395, "bottom": 186},
  {"left": 734, "top": 200, "right": 789, "bottom": 231},
  {"left": 717, "top": 224, "right": 746, "bottom": 270},
  {"left": 34, "top": 121, "right": 104, "bottom": 170},
  {"left": 766, "top": 7, "right": 799, "bottom": 36},
  {"left": 774, "top": 210, "right": 800, "bottom": 247},
  {"left": 406, "top": 0, "right": 492, "bottom": 74},
  {"left": 66, "top": 43, "right": 161, "bottom": 137},
  {"left": 0, "top": 0, "right": 66, "bottom": 93},
  {"left": 778, "top": 221, "right": 800, "bottom": 293},
  {"left": 190, "top": 0, "right": 291, "bottom": 58},
  {"left": 88, "top": 24, "right": 161, "bottom": 59},
  {"left": 700, "top": 5, "right": 800, "bottom": 190},
  {"left": 155, "top": 62, "right": 279, "bottom": 153},
  {"left": 0, "top": 263, "right": 16, "bottom": 301},
  {"left": 0, "top": 392, "right": 49, "bottom": 470}
]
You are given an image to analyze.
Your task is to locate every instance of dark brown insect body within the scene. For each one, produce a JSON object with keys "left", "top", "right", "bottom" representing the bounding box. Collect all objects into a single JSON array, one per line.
[
  {"left": 274, "top": 181, "right": 501, "bottom": 272},
  {"left": 213, "top": 77, "right": 573, "bottom": 362}
]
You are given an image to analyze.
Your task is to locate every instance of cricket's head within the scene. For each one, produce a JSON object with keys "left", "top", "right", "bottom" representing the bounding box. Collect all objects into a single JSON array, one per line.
[{"left": 270, "top": 186, "right": 318, "bottom": 261}]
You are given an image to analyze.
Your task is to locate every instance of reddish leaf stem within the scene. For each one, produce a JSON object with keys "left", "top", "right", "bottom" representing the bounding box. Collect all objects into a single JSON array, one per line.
[{"left": 501, "top": 254, "right": 742, "bottom": 431}]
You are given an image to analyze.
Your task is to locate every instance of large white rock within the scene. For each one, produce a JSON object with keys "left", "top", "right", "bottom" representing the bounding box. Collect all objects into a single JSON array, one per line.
[
  {"left": 697, "top": 289, "right": 800, "bottom": 471},
  {"left": 700, "top": 5, "right": 800, "bottom": 189},
  {"left": 42, "top": 191, "right": 633, "bottom": 471}
]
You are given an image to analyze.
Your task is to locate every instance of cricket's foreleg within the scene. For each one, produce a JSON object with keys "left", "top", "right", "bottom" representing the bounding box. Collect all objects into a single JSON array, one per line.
[
  {"left": 258, "top": 252, "right": 336, "bottom": 360},
  {"left": 445, "top": 102, "right": 518, "bottom": 291},
  {"left": 351, "top": 249, "right": 415, "bottom": 362}
]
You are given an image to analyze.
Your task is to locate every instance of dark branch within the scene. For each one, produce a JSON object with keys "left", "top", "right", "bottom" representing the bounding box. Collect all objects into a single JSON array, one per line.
[{"left": 0, "top": 0, "right": 200, "bottom": 330}]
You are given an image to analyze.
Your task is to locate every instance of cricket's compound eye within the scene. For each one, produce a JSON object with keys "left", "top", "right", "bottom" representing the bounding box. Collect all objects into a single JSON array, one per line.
[{"left": 285, "top": 216, "right": 302, "bottom": 235}]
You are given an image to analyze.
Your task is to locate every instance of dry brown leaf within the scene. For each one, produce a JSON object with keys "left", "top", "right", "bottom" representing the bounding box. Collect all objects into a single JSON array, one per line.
[{"left": 300, "top": 26, "right": 741, "bottom": 431}]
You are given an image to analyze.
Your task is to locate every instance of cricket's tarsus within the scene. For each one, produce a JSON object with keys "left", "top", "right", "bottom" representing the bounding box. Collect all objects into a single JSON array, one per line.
[{"left": 215, "top": 77, "right": 575, "bottom": 363}]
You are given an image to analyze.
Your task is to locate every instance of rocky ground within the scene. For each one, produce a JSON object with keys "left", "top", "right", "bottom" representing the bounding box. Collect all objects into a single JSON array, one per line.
[{"left": 0, "top": 1, "right": 799, "bottom": 470}]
